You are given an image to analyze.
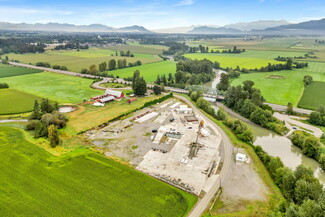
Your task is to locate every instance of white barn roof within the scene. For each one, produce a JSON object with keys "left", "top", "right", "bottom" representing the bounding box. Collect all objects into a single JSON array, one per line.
[
  {"left": 105, "top": 89, "right": 123, "bottom": 98},
  {"left": 100, "top": 96, "right": 115, "bottom": 103}
]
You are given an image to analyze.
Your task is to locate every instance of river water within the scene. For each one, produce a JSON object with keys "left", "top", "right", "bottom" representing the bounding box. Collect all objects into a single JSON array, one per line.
[{"left": 206, "top": 73, "right": 325, "bottom": 184}]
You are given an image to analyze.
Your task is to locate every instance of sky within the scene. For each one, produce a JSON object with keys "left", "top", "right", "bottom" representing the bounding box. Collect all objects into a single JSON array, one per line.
[{"left": 0, "top": 0, "right": 324, "bottom": 29}]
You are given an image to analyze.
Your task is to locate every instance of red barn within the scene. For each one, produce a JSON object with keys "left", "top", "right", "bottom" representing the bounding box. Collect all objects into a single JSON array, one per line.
[{"left": 105, "top": 89, "right": 125, "bottom": 99}]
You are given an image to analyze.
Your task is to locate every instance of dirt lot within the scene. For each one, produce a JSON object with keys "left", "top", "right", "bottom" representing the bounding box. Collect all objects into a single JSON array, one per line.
[{"left": 212, "top": 148, "right": 269, "bottom": 214}]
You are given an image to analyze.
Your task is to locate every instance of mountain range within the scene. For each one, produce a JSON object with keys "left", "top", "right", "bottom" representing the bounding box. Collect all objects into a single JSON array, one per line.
[
  {"left": 0, "top": 22, "right": 150, "bottom": 33},
  {"left": 0, "top": 18, "right": 324, "bottom": 35}
]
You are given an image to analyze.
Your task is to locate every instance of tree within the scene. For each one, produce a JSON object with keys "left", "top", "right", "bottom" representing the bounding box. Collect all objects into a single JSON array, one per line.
[
  {"left": 287, "top": 102, "right": 294, "bottom": 115},
  {"left": 33, "top": 100, "right": 41, "bottom": 119},
  {"left": 217, "top": 73, "right": 229, "bottom": 91},
  {"left": 48, "top": 125, "right": 60, "bottom": 148},
  {"left": 303, "top": 75, "right": 313, "bottom": 86},
  {"left": 153, "top": 85, "right": 161, "bottom": 95},
  {"left": 294, "top": 179, "right": 309, "bottom": 204},
  {"left": 133, "top": 77, "right": 147, "bottom": 96},
  {"left": 108, "top": 59, "right": 116, "bottom": 70},
  {"left": 317, "top": 105, "right": 325, "bottom": 116},
  {"left": 40, "top": 98, "right": 54, "bottom": 114},
  {"left": 89, "top": 64, "right": 97, "bottom": 75},
  {"left": 309, "top": 112, "right": 323, "bottom": 126}
]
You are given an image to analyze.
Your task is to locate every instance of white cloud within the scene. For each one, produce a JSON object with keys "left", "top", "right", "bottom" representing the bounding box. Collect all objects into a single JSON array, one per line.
[
  {"left": 259, "top": 0, "right": 265, "bottom": 3},
  {"left": 173, "top": 0, "right": 195, "bottom": 7}
]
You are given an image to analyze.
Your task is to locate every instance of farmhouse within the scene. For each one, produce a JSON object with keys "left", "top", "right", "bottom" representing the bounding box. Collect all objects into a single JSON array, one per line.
[{"left": 105, "top": 89, "right": 125, "bottom": 99}]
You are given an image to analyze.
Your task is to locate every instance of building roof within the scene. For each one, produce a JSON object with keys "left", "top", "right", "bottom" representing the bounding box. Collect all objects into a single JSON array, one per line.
[
  {"left": 105, "top": 89, "right": 123, "bottom": 98},
  {"left": 99, "top": 96, "right": 115, "bottom": 103}
]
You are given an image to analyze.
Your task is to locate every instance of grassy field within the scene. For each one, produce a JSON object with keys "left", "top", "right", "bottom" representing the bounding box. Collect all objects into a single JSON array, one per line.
[
  {"left": 0, "top": 89, "right": 45, "bottom": 114},
  {"left": 298, "top": 81, "right": 325, "bottom": 109},
  {"left": 0, "top": 126, "right": 197, "bottom": 217},
  {"left": 183, "top": 53, "right": 280, "bottom": 69},
  {"left": 230, "top": 61, "right": 325, "bottom": 106},
  {"left": 0, "top": 72, "right": 103, "bottom": 104},
  {"left": 107, "top": 61, "right": 176, "bottom": 82},
  {"left": 66, "top": 95, "right": 162, "bottom": 134},
  {"left": 6, "top": 47, "right": 162, "bottom": 73},
  {"left": 0, "top": 64, "right": 41, "bottom": 78}
]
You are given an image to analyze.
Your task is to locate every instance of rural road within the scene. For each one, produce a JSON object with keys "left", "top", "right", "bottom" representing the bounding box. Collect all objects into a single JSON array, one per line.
[
  {"left": 273, "top": 112, "right": 323, "bottom": 138},
  {"left": 174, "top": 95, "right": 234, "bottom": 217},
  {"left": 265, "top": 103, "right": 313, "bottom": 115}
]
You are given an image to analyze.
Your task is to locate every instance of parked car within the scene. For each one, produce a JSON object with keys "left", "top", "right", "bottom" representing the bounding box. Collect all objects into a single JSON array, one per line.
[{"left": 152, "top": 129, "right": 158, "bottom": 133}]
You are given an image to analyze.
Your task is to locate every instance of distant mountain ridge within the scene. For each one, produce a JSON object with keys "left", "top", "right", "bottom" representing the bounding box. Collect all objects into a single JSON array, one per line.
[
  {"left": 188, "top": 26, "right": 242, "bottom": 34},
  {"left": 0, "top": 22, "right": 151, "bottom": 33},
  {"left": 224, "top": 20, "right": 291, "bottom": 31}
]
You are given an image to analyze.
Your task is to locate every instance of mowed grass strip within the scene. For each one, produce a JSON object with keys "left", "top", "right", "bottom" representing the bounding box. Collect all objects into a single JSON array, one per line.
[
  {"left": 0, "top": 126, "right": 197, "bottom": 217},
  {"left": 298, "top": 81, "right": 325, "bottom": 110},
  {"left": 0, "top": 72, "right": 103, "bottom": 104},
  {"left": 183, "top": 53, "right": 280, "bottom": 69},
  {"left": 107, "top": 61, "right": 176, "bottom": 82},
  {"left": 66, "top": 95, "right": 162, "bottom": 134},
  {"left": 0, "top": 64, "right": 41, "bottom": 78},
  {"left": 0, "top": 89, "right": 44, "bottom": 115}
]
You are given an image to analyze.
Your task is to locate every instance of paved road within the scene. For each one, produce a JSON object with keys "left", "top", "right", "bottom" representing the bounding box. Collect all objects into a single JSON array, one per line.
[
  {"left": 266, "top": 103, "right": 313, "bottom": 115},
  {"left": 274, "top": 112, "right": 323, "bottom": 138},
  {"left": 174, "top": 95, "right": 234, "bottom": 217},
  {"left": 0, "top": 119, "right": 28, "bottom": 123}
]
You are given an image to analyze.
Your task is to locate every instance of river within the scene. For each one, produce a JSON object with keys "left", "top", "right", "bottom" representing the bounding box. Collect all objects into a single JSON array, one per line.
[{"left": 210, "top": 103, "right": 325, "bottom": 184}]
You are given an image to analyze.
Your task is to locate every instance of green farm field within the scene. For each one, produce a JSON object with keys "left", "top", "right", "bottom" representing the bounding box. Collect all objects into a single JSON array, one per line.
[
  {"left": 6, "top": 47, "right": 162, "bottom": 73},
  {"left": 231, "top": 62, "right": 325, "bottom": 106},
  {"left": 0, "top": 126, "right": 197, "bottom": 217},
  {"left": 0, "top": 89, "right": 45, "bottom": 114},
  {"left": 0, "top": 64, "right": 41, "bottom": 78},
  {"left": 298, "top": 81, "right": 325, "bottom": 110},
  {"left": 184, "top": 53, "right": 280, "bottom": 69},
  {"left": 0, "top": 72, "right": 103, "bottom": 103},
  {"left": 107, "top": 61, "right": 176, "bottom": 82}
]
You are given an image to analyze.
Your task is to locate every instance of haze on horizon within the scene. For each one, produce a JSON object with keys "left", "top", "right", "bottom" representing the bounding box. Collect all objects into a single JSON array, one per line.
[{"left": 0, "top": 0, "right": 324, "bottom": 29}]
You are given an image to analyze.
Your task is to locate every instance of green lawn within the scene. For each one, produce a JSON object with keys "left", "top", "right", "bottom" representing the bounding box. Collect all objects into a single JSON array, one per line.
[
  {"left": 0, "top": 63, "right": 41, "bottom": 78},
  {"left": 183, "top": 53, "right": 280, "bottom": 69},
  {"left": 298, "top": 81, "right": 325, "bottom": 109},
  {"left": 6, "top": 47, "right": 162, "bottom": 73},
  {"left": 107, "top": 61, "right": 176, "bottom": 82},
  {"left": 0, "top": 72, "right": 103, "bottom": 104},
  {"left": 0, "top": 126, "right": 197, "bottom": 217},
  {"left": 0, "top": 89, "right": 45, "bottom": 114}
]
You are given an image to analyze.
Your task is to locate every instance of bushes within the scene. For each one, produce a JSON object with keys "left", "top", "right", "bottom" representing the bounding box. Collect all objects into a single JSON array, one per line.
[
  {"left": 0, "top": 83, "right": 9, "bottom": 88},
  {"left": 291, "top": 131, "right": 324, "bottom": 168},
  {"left": 36, "top": 62, "right": 51, "bottom": 68}
]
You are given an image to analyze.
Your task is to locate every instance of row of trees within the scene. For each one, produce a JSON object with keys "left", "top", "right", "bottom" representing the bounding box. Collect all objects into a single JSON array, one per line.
[
  {"left": 155, "top": 73, "right": 174, "bottom": 86},
  {"left": 119, "top": 50, "right": 134, "bottom": 57},
  {"left": 26, "top": 99, "right": 67, "bottom": 147},
  {"left": 0, "top": 83, "right": 9, "bottom": 89},
  {"left": 54, "top": 42, "right": 89, "bottom": 50},
  {"left": 254, "top": 145, "right": 325, "bottom": 216},
  {"left": 275, "top": 56, "right": 306, "bottom": 61},
  {"left": 223, "top": 80, "right": 287, "bottom": 134},
  {"left": 82, "top": 59, "right": 142, "bottom": 75}
]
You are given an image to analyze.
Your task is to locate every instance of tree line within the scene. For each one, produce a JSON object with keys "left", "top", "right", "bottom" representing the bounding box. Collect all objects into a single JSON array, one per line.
[
  {"left": 309, "top": 106, "right": 325, "bottom": 127},
  {"left": 26, "top": 99, "right": 68, "bottom": 148},
  {"left": 0, "top": 38, "right": 46, "bottom": 54},
  {"left": 221, "top": 79, "right": 287, "bottom": 134},
  {"left": 82, "top": 59, "right": 142, "bottom": 75},
  {"left": 54, "top": 42, "right": 89, "bottom": 50},
  {"left": 35, "top": 62, "right": 68, "bottom": 70}
]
